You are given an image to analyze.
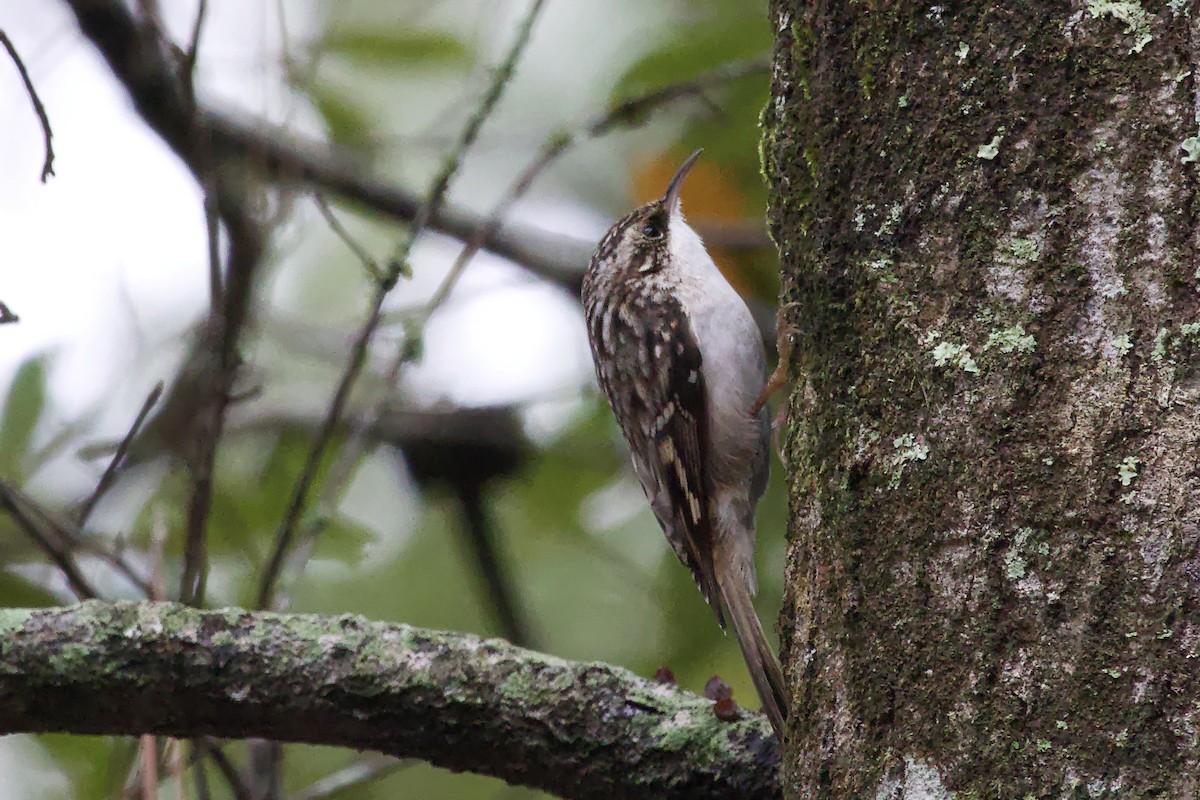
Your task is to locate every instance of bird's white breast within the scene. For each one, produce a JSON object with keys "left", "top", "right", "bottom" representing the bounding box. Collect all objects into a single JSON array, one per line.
[{"left": 668, "top": 216, "right": 765, "bottom": 453}]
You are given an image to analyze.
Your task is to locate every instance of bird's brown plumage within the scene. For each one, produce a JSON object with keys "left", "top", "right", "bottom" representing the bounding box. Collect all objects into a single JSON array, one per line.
[{"left": 584, "top": 267, "right": 724, "bottom": 623}]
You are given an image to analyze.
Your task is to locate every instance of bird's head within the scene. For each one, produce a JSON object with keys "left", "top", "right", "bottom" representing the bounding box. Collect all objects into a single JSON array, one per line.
[{"left": 586, "top": 149, "right": 703, "bottom": 283}]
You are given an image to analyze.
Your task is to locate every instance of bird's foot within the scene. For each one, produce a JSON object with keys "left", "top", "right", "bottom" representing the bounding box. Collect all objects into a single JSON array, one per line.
[{"left": 750, "top": 304, "right": 801, "bottom": 416}]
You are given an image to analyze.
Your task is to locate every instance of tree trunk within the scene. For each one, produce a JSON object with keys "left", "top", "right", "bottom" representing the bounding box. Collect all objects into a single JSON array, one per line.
[{"left": 763, "top": 1, "right": 1200, "bottom": 797}]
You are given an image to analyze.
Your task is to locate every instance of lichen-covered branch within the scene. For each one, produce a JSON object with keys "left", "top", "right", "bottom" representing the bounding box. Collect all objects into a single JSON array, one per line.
[{"left": 0, "top": 602, "right": 780, "bottom": 800}]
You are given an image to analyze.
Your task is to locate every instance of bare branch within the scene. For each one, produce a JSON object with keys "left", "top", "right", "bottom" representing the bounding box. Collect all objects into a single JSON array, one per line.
[
  {"left": 207, "top": 112, "right": 591, "bottom": 292},
  {"left": 454, "top": 482, "right": 537, "bottom": 647},
  {"left": 181, "top": 0, "right": 207, "bottom": 104},
  {"left": 313, "top": 195, "right": 383, "bottom": 281},
  {"left": 176, "top": 0, "right": 223, "bottom": 312},
  {"left": 194, "top": 741, "right": 252, "bottom": 800},
  {"left": 0, "top": 29, "right": 55, "bottom": 182},
  {"left": 1, "top": 478, "right": 151, "bottom": 597},
  {"left": 0, "top": 602, "right": 781, "bottom": 800},
  {"left": 384, "top": 0, "right": 551, "bottom": 271},
  {"left": 253, "top": 280, "right": 389, "bottom": 610},
  {"left": 61, "top": 0, "right": 267, "bottom": 608},
  {"left": 77, "top": 382, "right": 163, "bottom": 528},
  {"left": 138, "top": 735, "right": 158, "bottom": 800},
  {"left": 0, "top": 482, "right": 96, "bottom": 599}
]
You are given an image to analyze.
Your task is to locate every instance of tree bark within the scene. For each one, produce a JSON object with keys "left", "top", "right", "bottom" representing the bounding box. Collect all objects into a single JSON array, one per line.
[
  {"left": 764, "top": 0, "right": 1200, "bottom": 796},
  {"left": 0, "top": 601, "right": 779, "bottom": 800}
]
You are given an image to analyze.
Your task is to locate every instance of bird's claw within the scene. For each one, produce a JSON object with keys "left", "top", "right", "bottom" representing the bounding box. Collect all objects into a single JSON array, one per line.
[{"left": 750, "top": 308, "right": 801, "bottom": 417}]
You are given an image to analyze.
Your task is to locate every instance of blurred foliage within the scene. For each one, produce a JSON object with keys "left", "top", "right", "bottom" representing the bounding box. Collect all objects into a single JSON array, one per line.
[
  {"left": 323, "top": 29, "right": 473, "bottom": 70},
  {"left": 0, "top": 0, "right": 779, "bottom": 798},
  {"left": 0, "top": 356, "right": 46, "bottom": 480}
]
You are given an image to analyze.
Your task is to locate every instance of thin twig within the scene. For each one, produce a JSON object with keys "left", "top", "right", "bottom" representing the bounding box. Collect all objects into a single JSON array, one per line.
[
  {"left": 196, "top": 741, "right": 253, "bottom": 800},
  {"left": 1, "top": 476, "right": 153, "bottom": 600},
  {"left": 139, "top": 736, "right": 159, "bottom": 800},
  {"left": 175, "top": 341, "right": 221, "bottom": 610},
  {"left": 203, "top": 194, "right": 223, "bottom": 309},
  {"left": 180, "top": 448, "right": 213, "bottom": 605},
  {"left": 181, "top": 0, "right": 207, "bottom": 104},
  {"left": 0, "top": 302, "right": 17, "bottom": 324},
  {"left": 180, "top": 225, "right": 262, "bottom": 609},
  {"left": 192, "top": 753, "right": 211, "bottom": 800},
  {"left": 0, "top": 30, "right": 54, "bottom": 182},
  {"left": 288, "top": 756, "right": 410, "bottom": 800},
  {"left": 77, "top": 382, "right": 164, "bottom": 528},
  {"left": 313, "top": 194, "right": 383, "bottom": 280},
  {"left": 253, "top": 281, "right": 389, "bottom": 609},
  {"left": 244, "top": 740, "right": 283, "bottom": 800},
  {"left": 0, "top": 481, "right": 96, "bottom": 599},
  {"left": 181, "top": 0, "right": 223, "bottom": 311},
  {"left": 167, "top": 740, "right": 187, "bottom": 800},
  {"left": 178, "top": 0, "right": 242, "bottom": 612},
  {"left": 384, "top": 0, "right": 551, "bottom": 273},
  {"left": 455, "top": 482, "right": 534, "bottom": 646},
  {"left": 255, "top": 0, "right": 550, "bottom": 611}
]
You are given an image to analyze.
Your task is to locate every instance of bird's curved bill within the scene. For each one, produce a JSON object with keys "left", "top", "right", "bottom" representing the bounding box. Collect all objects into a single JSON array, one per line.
[{"left": 663, "top": 148, "right": 703, "bottom": 211}]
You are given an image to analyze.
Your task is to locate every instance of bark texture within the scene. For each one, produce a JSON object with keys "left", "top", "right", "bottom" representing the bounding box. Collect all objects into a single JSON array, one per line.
[
  {"left": 0, "top": 601, "right": 780, "bottom": 800},
  {"left": 763, "top": 0, "right": 1200, "bottom": 797}
]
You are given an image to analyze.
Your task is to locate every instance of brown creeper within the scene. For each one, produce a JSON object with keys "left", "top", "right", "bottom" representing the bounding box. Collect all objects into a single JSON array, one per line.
[{"left": 582, "top": 150, "right": 787, "bottom": 738}]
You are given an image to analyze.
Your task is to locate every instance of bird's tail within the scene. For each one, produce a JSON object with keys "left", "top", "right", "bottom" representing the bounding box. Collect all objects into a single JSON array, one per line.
[{"left": 719, "top": 574, "right": 788, "bottom": 739}]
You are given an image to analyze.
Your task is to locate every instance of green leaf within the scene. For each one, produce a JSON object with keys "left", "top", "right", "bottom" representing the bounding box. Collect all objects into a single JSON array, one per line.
[
  {"left": 325, "top": 29, "right": 471, "bottom": 69},
  {"left": 315, "top": 513, "right": 375, "bottom": 567},
  {"left": 615, "top": 16, "right": 768, "bottom": 98},
  {"left": 310, "top": 85, "right": 377, "bottom": 152},
  {"left": 0, "top": 356, "right": 48, "bottom": 479}
]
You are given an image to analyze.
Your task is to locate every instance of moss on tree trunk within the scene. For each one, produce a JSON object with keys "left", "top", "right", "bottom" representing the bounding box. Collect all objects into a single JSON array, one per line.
[{"left": 763, "top": 0, "right": 1200, "bottom": 796}]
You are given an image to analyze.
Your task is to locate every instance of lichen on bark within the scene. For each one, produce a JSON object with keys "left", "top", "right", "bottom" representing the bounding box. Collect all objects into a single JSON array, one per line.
[
  {"left": 0, "top": 601, "right": 780, "bottom": 800},
  {"left": 764, "top": 0, "right": 1200, "bottom": 797}
]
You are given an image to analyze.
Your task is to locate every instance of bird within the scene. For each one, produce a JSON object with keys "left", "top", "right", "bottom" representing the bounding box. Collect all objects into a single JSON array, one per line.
[{"left": 581, "top": 149, "right": 787, "bottom": 738}]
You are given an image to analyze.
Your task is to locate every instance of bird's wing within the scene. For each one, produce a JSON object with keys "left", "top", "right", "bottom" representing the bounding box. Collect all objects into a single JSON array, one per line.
[{"left": 585, "top": 286, "right": 723, "bottom": 624}]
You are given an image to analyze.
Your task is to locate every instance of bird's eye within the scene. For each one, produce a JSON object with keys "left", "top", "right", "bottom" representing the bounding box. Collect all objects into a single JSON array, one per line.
[{"left": 641, "top": 221, "right": 664, "bottom": 240}]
